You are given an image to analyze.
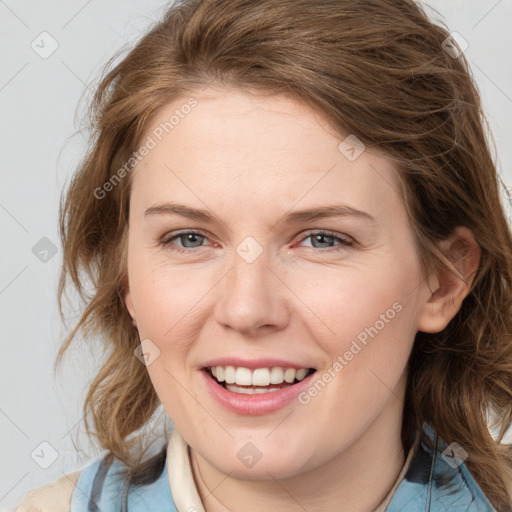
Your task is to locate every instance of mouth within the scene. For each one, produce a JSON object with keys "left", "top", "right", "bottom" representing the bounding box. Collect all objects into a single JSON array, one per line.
[{"left": 203, "top": 365, "right": 317, "bottom": 395}]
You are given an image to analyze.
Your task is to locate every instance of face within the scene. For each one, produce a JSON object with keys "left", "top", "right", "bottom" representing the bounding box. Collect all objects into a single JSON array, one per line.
[{"left": 124, "top": 86, "right": 433, "bottom": 480}]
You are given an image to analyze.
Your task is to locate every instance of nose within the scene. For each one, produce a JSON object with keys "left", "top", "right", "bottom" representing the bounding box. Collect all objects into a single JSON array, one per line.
[{"left": 214, "top": 246, "right": 290, "bottom": 336}]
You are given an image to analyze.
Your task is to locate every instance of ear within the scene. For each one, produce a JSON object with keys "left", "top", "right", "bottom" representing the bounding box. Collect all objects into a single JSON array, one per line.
[
  {"left": 123, "top": 281, "right": 137, "bottom": 327},
  {"left": 417, "top": 226, "right": 481, "bottom": 333}
]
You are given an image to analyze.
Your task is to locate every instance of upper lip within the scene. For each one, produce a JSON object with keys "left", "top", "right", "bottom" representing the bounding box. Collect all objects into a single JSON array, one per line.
[{"left": 201, "top": 357, "right": 315, "bottom": 370}]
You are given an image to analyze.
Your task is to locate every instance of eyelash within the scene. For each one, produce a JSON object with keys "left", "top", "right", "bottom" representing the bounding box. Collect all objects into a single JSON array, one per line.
[{"left": 159, "top": 229, "right": 354, "bottom": 254}]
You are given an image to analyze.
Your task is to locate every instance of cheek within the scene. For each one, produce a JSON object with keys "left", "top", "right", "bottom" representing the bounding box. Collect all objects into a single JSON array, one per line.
[
  {"left": 129, "top": 258, "right": 206, "bottom": 337},
  {"left": 296, "top": 259, "right": 417, "bottom": 347},
  {"left": 297, "top": 260, "right": 419, "bottom": 404}
]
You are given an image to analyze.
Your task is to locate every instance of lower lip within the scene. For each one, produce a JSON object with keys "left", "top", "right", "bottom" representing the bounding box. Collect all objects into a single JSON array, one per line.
[{"left": 201, "top": 369, "right": 317, "bottom": 416}]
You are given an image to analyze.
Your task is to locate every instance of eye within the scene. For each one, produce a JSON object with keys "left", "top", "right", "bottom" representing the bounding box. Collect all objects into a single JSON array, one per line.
[
  {"left": 160, "top": 230, "right": 211, "bottom": 253},
  {"left": 296, "top": 230, "right": 354, "bottom": 252}
]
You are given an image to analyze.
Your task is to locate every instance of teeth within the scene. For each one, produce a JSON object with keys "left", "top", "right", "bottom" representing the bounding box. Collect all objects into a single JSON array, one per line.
[
  {"left": 284, "top": 368, "right": 296, "bottom": 383},
  {"left": 253, "top": 368, "right": 271, "bottom": 386},
  {"left": 208, "top": 365, "right": 311, "bottom": 386},
  {"left": 295, "top": 368, "right": 308, "bottom": 380},
  {"left": 235, "top": 367, "right": 252, "bottom": 385},
  {"left": 225, "top": 365, "right": 236, "bottom": 384},
  {"left": 269, "top": 367, "right": 284, "bottom": 384},
  {"left": 225, "top": 384, "right": 282, "bottom": 394}
]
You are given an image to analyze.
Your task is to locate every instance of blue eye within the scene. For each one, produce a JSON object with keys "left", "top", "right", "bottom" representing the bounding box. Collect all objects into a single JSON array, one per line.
[
  {"left": 160, "top": 230, "right": 354, "bottom": 253},
  {"left": 161, "top": 230, "right": 209, "bottom": 253},
  {"left": 299, "top": 230, "right": 354, "bottom": 251}
]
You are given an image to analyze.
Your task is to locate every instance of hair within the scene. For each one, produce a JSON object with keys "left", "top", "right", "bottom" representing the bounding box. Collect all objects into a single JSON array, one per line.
[{"left": 57, "top": 0, "right": 512, "bottom": 509}]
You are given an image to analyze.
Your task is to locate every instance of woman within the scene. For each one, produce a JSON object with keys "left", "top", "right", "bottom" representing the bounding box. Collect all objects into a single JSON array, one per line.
[{"left": 16, "top": 0, "right": 512, "bottom": 510}]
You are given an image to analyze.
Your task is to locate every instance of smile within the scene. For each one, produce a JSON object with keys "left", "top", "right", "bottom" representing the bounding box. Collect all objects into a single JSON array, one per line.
[{"left": 205, "top": 365, "right": 316, "bottom": 394}]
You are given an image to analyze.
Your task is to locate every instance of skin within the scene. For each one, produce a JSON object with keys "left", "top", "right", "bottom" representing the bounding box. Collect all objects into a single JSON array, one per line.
[{"left": 124, "top": 86, "right": 481, "bottom": 512}]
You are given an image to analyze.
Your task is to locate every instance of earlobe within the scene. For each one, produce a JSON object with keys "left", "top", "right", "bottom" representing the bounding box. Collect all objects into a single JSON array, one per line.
[
  {"left": 417, "top": 226, "right": 481, "bottom": 334},
  {"left": 124, "top": 286, "right": 137, "bottom": 327}
]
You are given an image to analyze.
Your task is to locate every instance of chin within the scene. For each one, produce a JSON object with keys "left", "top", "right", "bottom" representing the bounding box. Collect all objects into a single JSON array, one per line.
[{"left": 209, "top": 448, "right": 314, "bottom": 481}]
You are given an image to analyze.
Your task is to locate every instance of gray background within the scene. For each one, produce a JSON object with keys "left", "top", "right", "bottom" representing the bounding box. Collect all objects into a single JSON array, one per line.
[{"left": 1, "top": 1, "right": 511, "bottom": 509}]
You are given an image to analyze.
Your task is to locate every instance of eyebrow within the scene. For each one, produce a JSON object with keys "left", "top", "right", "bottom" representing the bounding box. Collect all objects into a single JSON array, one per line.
[{"left": 144, "top": 202, "right": 375, "bottom": 225}]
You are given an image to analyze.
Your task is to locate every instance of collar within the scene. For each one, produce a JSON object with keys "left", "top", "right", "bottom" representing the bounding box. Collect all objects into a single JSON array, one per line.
[{"left": 167, "top": 427, "right": 206, "bottom": 512}]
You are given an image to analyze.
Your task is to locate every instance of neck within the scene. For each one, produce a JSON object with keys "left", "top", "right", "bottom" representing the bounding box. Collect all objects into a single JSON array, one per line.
[{"left": 190, "top": 379, "right": 407, "bottom": 512}]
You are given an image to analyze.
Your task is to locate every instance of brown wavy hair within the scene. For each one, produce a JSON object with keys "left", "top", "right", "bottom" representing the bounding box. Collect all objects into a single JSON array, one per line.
[{"left": 57, "top": 0, "right": 512, "bottom": 508}]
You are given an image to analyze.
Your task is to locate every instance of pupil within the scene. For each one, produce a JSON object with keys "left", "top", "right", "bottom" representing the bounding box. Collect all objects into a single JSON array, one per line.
[
  {"left": 183, "top": 234, "right": 202, "bottom": 248},
  {"left": 313, "top": 234, "right": 332, "bottom": 248}
]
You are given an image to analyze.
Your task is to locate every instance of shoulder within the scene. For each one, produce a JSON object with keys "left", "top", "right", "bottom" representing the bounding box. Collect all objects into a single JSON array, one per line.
[
  {"left": 14, "top": 452, "right": 121, "bottom": 512},
  {"left": 15, "top": 471, "right": 81, "bottom": 512},
  {"left": 15, "top": 454, "right": 140, "bottom": 512},
  {"left": 15, "top": 437, "right": 179, "bottom": 512}
]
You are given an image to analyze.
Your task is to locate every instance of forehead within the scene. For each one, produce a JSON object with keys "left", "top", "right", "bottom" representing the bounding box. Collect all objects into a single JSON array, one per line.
[{"left": 129, "top": 88, "right": 404, "bottom": 224}]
